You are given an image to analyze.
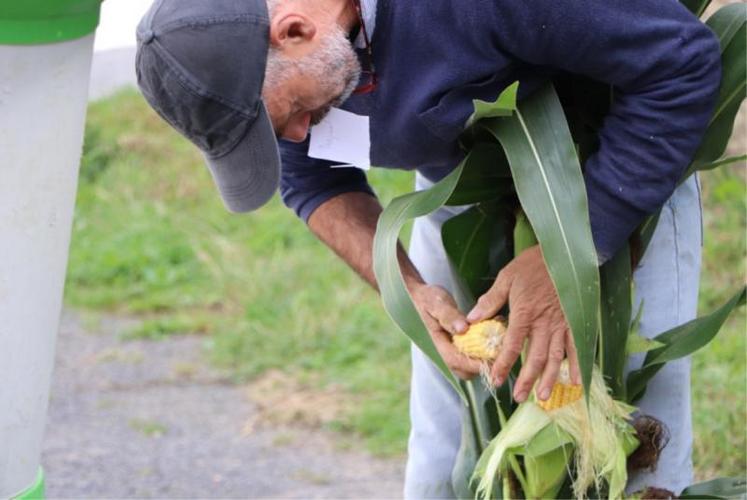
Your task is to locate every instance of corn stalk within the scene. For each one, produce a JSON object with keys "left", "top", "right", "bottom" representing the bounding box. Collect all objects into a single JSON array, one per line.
[{"left": 372, "top": 2, "right": 746, "bottom": 498}]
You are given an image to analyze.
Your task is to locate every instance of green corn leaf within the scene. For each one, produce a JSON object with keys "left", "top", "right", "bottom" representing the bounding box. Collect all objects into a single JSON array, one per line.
[
  {"left": 467, "top": 380, "right": 503, "bottom": 450},
  {"left": 445, "top": 143, "right": 513, "bottom": 206},
  {"left": 680, "top": 0, "right": 711, "bottom": 18},
  {"left": 440, "top": 202, "right": 511, "bottom": 499},
  {"left": 466, "top": 82, "right": 519, "bottom": 129},
  {"left": 452, "top": 383, "right": 488, "bottom": 499},
  {"left": 522, "top": 422, "right": 574, "bottom": 457},
  {"left": 523, "top": 444, "right": 573, "bottom": 500},
  {"left": 686, "top": 2, "right": 747, "bottom": 177},
  {"left": 627, "top": 286, "right": 746, "bottom": 402},
  {"left": 442, "top": 201, "right": 514, "bottom": 302},
  {"left": 625, "top": 299, "right": 648, "bottom": 357},
  {"left": 679, "top": 477, "right": 747, "bottom": 499},
  {"left": 697, "top": 154, "right": 747, "bottom": 171},
  {"left": 373, "top": 160, "right": 469, "bottom": 401},
  {"left": 478, "top": 82, "right": 601, "bottom": 397},
  {"left": 452, "top": 380, "right": 512, "bottom": 499},
  {"left": 626, "top": 300, "right": 663, "bottom": 357},
  {"left": 599, "top": 244, "right": 632, "bottom": 399},
  {"left": 636, "top": 211, "right": 661, "bottom": 262},
  {"left": 513, "top": 209, "right": 538, "bottom": 255},
  {"left": 626, "top": 334, "right": 665, "bottom": 355},
  {"left": 646, "top": 287, "right": 745, "bottom": 365},
  {"left": 473, "top": 402, "right": 552, "bottom": 500},
  {"left": 452, "top": 417, "right": 481, "bottom": 499},
  {"left": 622, "top": 426, "right": 641, "bottom": 458}
]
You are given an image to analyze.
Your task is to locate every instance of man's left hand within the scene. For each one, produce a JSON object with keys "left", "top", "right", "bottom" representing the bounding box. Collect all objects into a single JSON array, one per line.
[{"left": 466, "top": 245, "right": 581, "bottom": 402}]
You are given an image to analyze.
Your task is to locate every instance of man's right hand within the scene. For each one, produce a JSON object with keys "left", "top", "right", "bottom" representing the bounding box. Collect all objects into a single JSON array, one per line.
[
  {"left": 307, "top": 192, "right": 481, "bottom": 380},
  {"left": 409, "top": 283, "right": 483, "bottom": 380}
]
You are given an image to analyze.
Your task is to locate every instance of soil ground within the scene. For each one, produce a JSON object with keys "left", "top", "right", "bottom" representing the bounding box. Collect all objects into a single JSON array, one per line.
[{"left": 42, "top": 311, "right": 404, "bottom": 498}]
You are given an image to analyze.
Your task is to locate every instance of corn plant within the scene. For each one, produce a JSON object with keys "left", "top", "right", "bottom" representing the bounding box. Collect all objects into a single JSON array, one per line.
[{"left": 372, "top": 2, "right": 746, "bottom": 498}]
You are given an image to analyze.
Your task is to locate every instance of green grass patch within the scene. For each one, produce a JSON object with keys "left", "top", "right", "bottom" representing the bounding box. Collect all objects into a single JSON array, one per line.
[
  {"left": 66, "top": 89, "right": 413, "bottom": 456},
  {"left": 692, "top": 166, "right": 746, "bottom": 480},
  {"left": 129, "top": 418, "right": 168, "bottom": 438},
  {"left": 66, "top": 90, "right": 746, "bottom": 471},
  {"left": 121, "top": 313, "right": 215, "bottom": 340}
]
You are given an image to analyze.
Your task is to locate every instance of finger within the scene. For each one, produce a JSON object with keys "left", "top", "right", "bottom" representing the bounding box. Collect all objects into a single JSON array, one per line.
[
  {"left": 452, "top": 358, "right": 483, "bottom": 380},
  {"left": 512, "top": 323, "right": 552, "bottom": 402},
  {"left": 425, "top": 287, "right": 469, "bottom": 334},
  {"left": 434, "top": 299, "right": 469, "bottom": 335},
  {"left": 452, "top": 350, "right": 483, "bottom": 378},
  {"left": 490, "top": 310, "right": 530, "bottom": 386},
  {"left": 565, "top": 331, "right": 582, "bottom": 385},
  {"left": 535, "top": 325, "right": 567, "bottom": 400},
  {"left": 467, "top": 268, "right": 513, "bottom": 323}
]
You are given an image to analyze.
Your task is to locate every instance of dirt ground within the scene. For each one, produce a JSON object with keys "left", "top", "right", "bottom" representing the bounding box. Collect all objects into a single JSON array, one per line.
[{"left": 42, "top": 311, "right": 404, "bottom": 498}]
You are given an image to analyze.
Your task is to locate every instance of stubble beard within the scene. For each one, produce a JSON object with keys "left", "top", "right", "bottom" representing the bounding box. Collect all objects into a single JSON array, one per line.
[{"left": 263, "top": 24, "right": 362, "bottom": 125}]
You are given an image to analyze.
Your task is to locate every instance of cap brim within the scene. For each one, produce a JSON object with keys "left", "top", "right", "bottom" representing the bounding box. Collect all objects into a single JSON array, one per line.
[{"left": 204, "top": 103, "right": 280, "bottom": 213}]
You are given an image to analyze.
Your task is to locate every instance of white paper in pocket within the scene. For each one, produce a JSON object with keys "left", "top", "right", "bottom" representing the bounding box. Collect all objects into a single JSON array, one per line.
[{"left": 308, "top": 108, "right": 371, "bottom": 170}]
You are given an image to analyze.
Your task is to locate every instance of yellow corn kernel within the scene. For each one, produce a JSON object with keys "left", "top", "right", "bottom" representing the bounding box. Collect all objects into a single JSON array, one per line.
[
  {"left": 453, "top": 319, "right": 506, "bottom": 361},
  {"left": 537, "top": 382, "right": 583, "bottom": 411}
]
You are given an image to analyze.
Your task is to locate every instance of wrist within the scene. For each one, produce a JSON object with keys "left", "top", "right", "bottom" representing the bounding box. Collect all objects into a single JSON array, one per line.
[{"left": 404, "top": 275, "right": 426, "bottom": 296}]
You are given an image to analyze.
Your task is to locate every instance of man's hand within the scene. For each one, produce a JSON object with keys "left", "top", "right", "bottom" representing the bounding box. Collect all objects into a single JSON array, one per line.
[
  {"left": 307, "top": 192, "right": 482, "bottom": 381},
  {"left": 410, "top": 283, "right": 482, "bottom": 380},
  {"left": 466, "top": 245, "right": 581, "bottom": 402}
]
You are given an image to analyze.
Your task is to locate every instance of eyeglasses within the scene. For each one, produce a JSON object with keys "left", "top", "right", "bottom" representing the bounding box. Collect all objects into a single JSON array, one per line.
[{"left": 350, "top": 0, "right": 377, "bottom": 95}]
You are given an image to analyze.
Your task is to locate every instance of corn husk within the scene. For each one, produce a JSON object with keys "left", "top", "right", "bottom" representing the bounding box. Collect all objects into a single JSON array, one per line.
[
  {"left": 473, "top": 402, "right": 551, "bottom": 499},
  {"left": 472, "top": 362, "right": 638, "bottom": 500},
  {"left": 548, "top": 363, "right": 637, "bottom": 498}
]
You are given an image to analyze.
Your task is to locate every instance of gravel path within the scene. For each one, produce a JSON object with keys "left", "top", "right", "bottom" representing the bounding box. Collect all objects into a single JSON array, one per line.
[{"left": 42, "top": 311, "right": 404, "bottom": 498}]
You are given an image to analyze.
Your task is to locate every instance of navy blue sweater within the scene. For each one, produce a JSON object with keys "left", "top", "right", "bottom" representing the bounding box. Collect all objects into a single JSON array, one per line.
[{"left": 280, "top": 0, "right": 721, "bottom": 262}]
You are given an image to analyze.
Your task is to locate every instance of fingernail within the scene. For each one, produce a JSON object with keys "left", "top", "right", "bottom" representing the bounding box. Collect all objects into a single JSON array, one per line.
[
  {"left": 466, "top": 309, "right": 480, "bottom": 322},
  {"left": 515, "top": 391, "right": 527, "bottom": 402},
  {"left": 494, "top": 376, "right": 503, "bottom": 387},
  {"left": 452, "top": 319, "right": 468, "bottom": 333},
  {"left": 540, "top": 388, "right": 551, "bottom": 400}
]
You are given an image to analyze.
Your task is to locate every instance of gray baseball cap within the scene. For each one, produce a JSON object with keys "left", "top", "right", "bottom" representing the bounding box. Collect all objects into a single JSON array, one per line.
[{"left": 135, "top": 0, "right": 279, "bottom": 212}]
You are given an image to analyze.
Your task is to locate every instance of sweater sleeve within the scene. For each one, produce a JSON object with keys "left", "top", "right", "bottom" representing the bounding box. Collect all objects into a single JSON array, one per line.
[
  {"left": 279, "top": 137, "right": 375, "bottom": 222},
  {"left": 490, "top": 0, "right": 721, "bottom": 262}
]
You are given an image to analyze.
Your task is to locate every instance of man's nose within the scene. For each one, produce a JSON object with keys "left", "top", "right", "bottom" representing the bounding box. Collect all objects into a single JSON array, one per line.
[{"left": 281, "top": 112, "right": 311, "bottom": 143}]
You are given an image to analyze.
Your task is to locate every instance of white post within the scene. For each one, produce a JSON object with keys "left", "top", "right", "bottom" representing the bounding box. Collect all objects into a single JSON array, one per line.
[{"left": 0, "top": 33, "right": 96, "bottom": 498}]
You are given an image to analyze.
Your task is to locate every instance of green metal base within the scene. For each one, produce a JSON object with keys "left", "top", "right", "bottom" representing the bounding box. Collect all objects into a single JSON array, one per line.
[
  {"left": 12, "top": 468, "right": 45, "bottom": 500},
  {"left": 0, "top": 0, "right": 102, "bottom": 45}
]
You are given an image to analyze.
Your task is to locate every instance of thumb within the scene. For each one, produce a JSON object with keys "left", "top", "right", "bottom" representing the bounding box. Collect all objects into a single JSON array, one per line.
[{"left": 467, "top": 268, "right": 512, "bottom": 322}]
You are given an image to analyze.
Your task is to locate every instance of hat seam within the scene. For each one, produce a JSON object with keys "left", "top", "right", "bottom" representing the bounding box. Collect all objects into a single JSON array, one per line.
[
  {"left": 145, "top": 0, "right": 167, "bottom": 31},
  {"left": 145, "top": 43, "right": 251, "bottom": 157},
  {"left": 206, "top": 115, "right": 256, "bottom": 161},
  {"left": 136, "top": 45, "right": 193, "bottom": 142},
  {"left": 155, "top": 14, "right": 268, "bottom": 38},
  {"left": 150, "top": 39, "right": 258, "bottom": 122}
]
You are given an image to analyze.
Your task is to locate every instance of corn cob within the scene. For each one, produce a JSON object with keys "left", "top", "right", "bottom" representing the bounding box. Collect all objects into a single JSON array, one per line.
[
  {"left": 453, "top": 319, "right": 506, "bottom": 360},
  {"left": 536, "top": 361, "right": 583, "bottom": 411},
  {"left": 453, "top": 319, "right": 583, "bottom": 410},
  {"left": 537, "top": 382, "right": 583, "bottom": 411}
]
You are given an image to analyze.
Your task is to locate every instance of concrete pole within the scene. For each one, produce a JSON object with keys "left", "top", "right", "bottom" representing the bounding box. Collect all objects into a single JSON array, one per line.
[{"left": 0, "top": 3, "right": 101, "bottom": 497}]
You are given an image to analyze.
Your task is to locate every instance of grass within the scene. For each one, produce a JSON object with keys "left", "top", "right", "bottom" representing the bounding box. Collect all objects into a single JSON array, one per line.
[
  {"left": 129, "top": 418, "right": 169, "bottom": 438},
  {"left": 691, "top": 167, "right": 746, "bottom": 480},
  {"left": 65, "top": 90, "right": 746, "bottom": 475},
  {"left": 66, "top": 89, "right": 413, "bottom": 456}
]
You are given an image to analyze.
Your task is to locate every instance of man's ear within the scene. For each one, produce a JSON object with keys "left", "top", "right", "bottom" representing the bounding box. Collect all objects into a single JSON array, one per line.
[{"left": 269, "top": 11, "right": 317, "bottom": 49}]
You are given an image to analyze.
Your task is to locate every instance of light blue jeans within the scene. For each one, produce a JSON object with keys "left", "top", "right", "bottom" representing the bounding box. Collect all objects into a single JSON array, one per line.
[{"left": 405, "top": 174, "right": 701, "bottom": 499}]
